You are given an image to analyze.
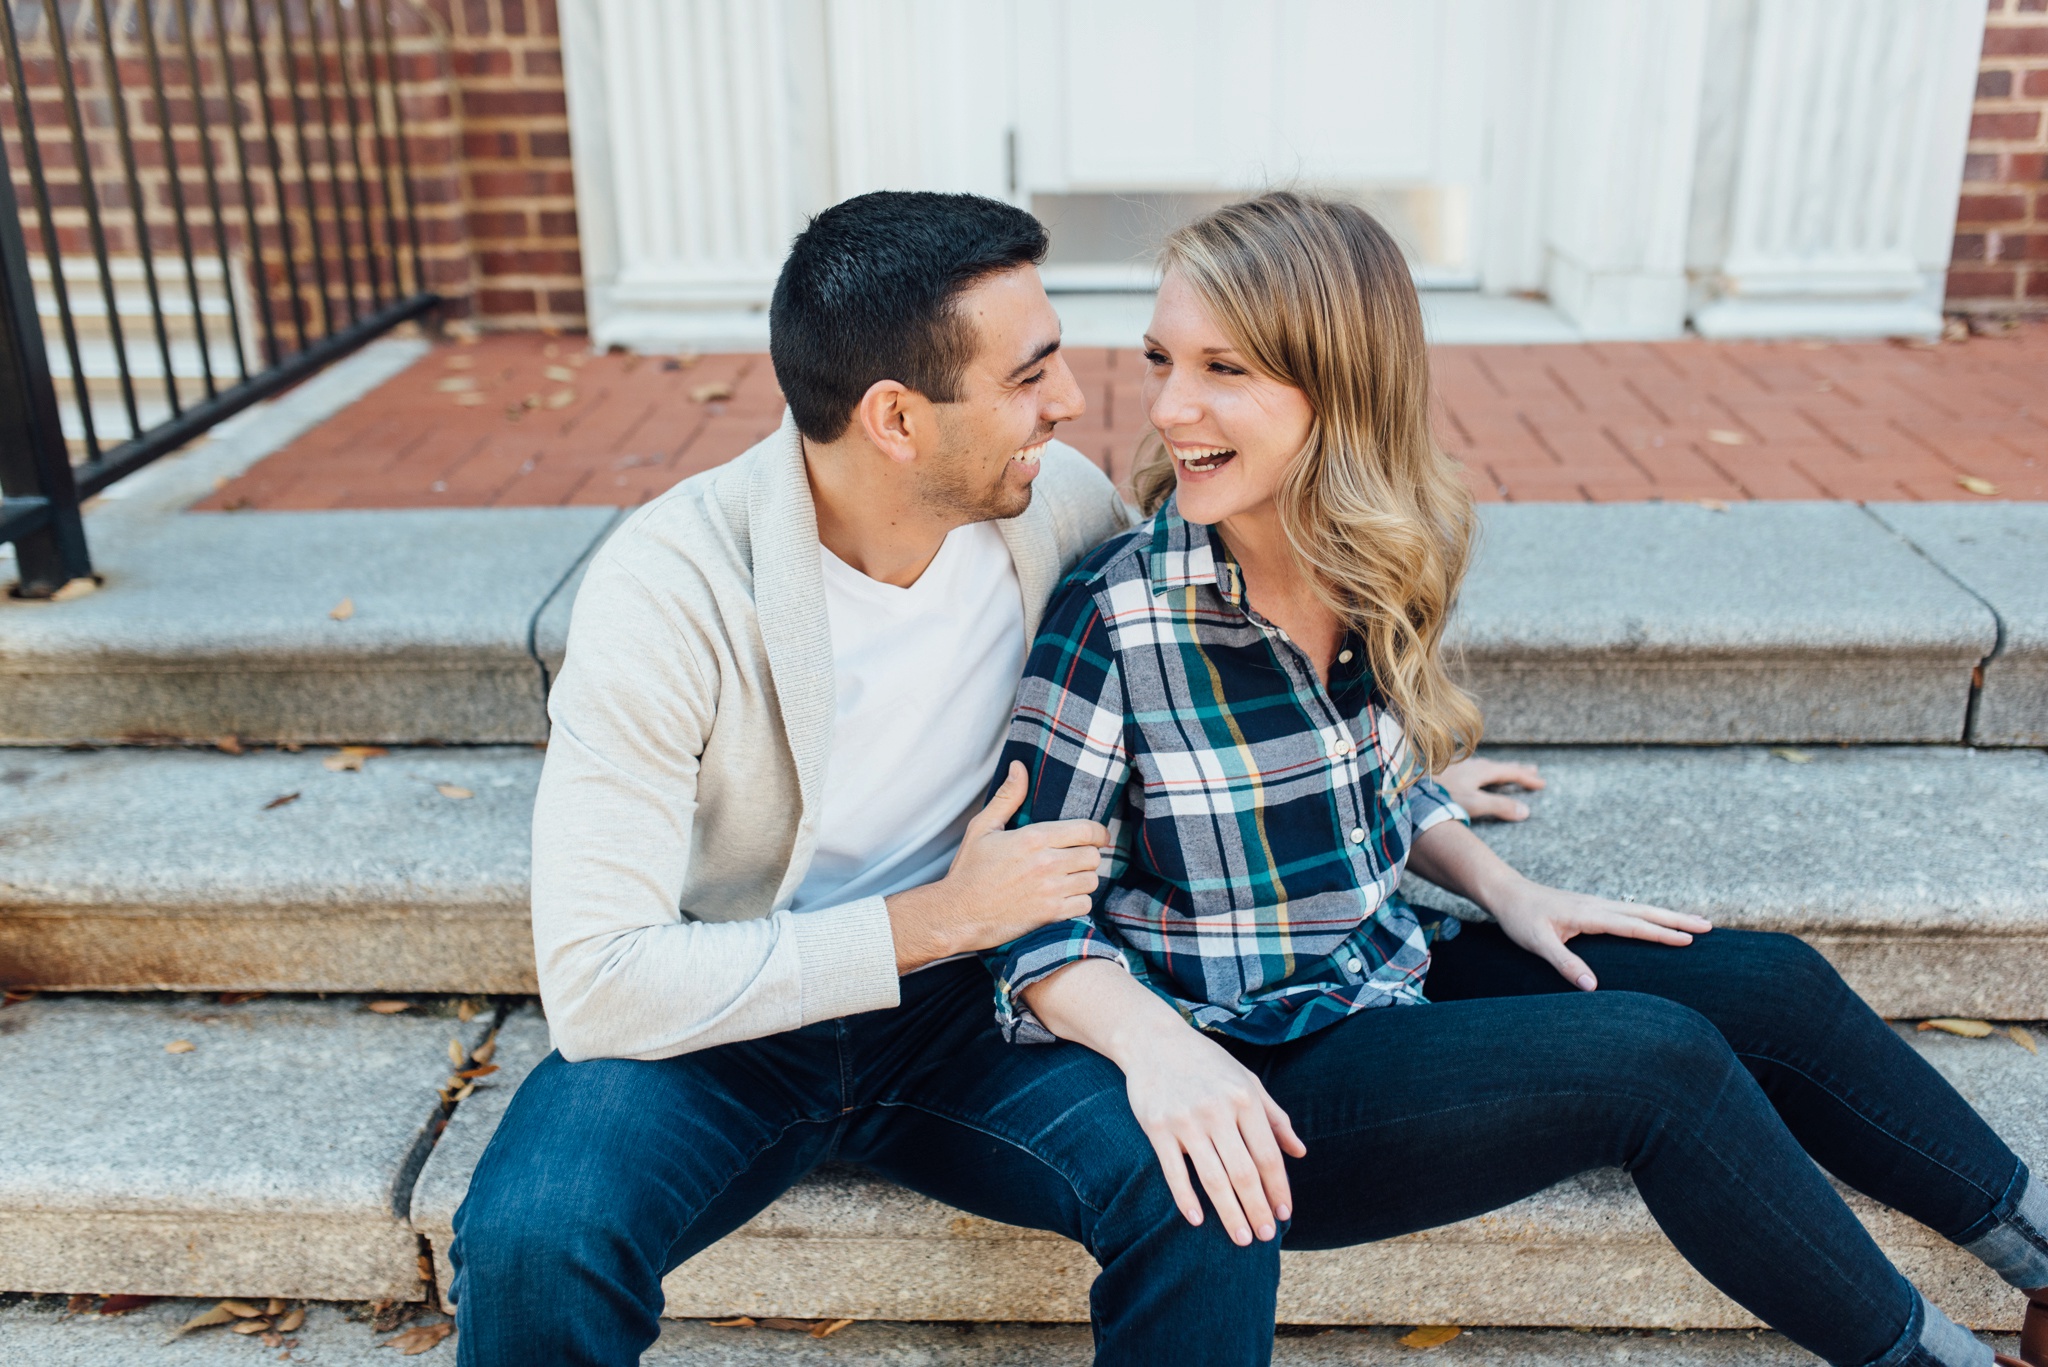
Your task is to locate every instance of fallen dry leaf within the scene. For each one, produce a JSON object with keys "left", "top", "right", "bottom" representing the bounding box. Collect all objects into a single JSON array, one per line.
[
  {"left": 165, "top": 1039, "right": 195, "bottom": 1053},
  {"left": 265, "top": 1299, "right": 286, "bottom": 1316},
  {"left": 216, "top": 735, "right": 244, "bottom": 755},
  {"left": 50, "top": 576, "right": 98, "bottom": 602},
  {"left": 1400, "top": 1325, "right": 1463, "bottom": 1349},
  {"left": 454, "top": 1081, "right": 477, "bottom": 1101},
  {"left": 455, "top": 1064, "right": 500, "bottom": 1081},
  {"left": 709, "top": 1317, "right": 756, "bottom": 1328},
  {"left": 472, "top": 1035, "right": 498, "bottom": 1065},
  {"left": 1957, "top": 475, "right": 1998, "bottom": 497},
  {"left": 1696, "top": 498, "right": 1730, "bottom": 512},
  {"left": 546, "top": 388, "right": 576, "bottom": 409},
  {"left": 220, "top": 991, "right": 267, "bottom": 1005},
  {"left": 758, "top": 1318, "right": 818, "bottom": 1332},
  {"left": 367, "top": 1000, "right": 413, "bottom": 1015},
  {"left": 2007, "top": 1025, "right": 2039, "bottom": 1055},
  {"left": 221, "top": 1300, "right": 265, "bottom": 1318},
  {"left": 166, "top": 1301, "right": 240, "bottom": 1339},
  {"left": 276, "top": 1306, "right": 306, "bottom": 1333},
  {"left": 1705, "top": 429, "right": 1747, "bottom": 446},
  {"left": 232, "top": 1317, "right": 273, "bottom": 1334},
  {"left": 811, "top": 1318, "right": 855, "bottom": 1338},
  {"left": 3, "top": 988, "right": 38, "bottom": 1007},
  {"left": 66, "top": 1294, "right": 94, "bottom": 1315},
  {"left": 456, "top": 998, "right": 482, "bottom": 1023},
  {"left": 690, "top": 382, "right": 735, "bottom": 403},
  {"left": 324, "top": 745, "right": 389, "bottom": 773},
  {"left": 437, "top": 783, "right": 474, "bottom": 800},
  {"left": 262, "top": 792, "right": 301, "bottom": 811},
  {"left": 329, "top": 597, "right": 355, "bottom": 621},
  {"left": 1918, "top": 1018, "right": 1995, "bottom": 1038},
  {"left": 544, "top": 365, "right": 576, "bottom": 383},
  {"left": 99, "top": 1294, "right": 155, "bottom": 1315},
  {"left": 434, "top": 376, "right": 477, "bottom": 393},
  {"left": 1769, "top": 748, "right": 1812, "bottom": 764},
  {"left": 383, "top": 1321, "right": 455, "bottom": 1354},
  {"left": 449, "top": 1037, "right": 465, "bottom": 1067}
]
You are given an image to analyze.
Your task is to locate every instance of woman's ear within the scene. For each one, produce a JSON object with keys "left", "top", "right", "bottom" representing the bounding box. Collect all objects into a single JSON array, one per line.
[{"left": 853, "top": 379, "right": 930, "bottom": 467}]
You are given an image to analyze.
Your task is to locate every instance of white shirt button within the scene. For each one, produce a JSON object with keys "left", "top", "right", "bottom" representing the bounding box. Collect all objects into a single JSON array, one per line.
[
  {"left": 1349, "top": 827, "right": 1366, "bottom": 844},
  {"left": 1338, "top": 650, "right": 1354, "bottom": 663},
  {"left": 1329, "top": 737, "right": 1351, "bottom": 757},
  {"left": 1346, "top": 957, "right": 1363, "bottom": 973}
]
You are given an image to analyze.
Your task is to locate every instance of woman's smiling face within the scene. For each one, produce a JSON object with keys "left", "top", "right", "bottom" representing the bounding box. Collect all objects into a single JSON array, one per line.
[{"left": 1141, "top": 269, "right": 1315, "bottom": 527}]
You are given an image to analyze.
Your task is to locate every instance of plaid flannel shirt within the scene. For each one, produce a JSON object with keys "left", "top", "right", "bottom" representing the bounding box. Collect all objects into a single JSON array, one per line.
[{"left": 986, "top": 498, "right": 1469, "bottom": 1045}]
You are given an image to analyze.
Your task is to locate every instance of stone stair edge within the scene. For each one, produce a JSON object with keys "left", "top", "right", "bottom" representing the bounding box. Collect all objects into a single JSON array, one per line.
[{"left": 4, "top": 744, "right": 2045, "bottom": 1009}]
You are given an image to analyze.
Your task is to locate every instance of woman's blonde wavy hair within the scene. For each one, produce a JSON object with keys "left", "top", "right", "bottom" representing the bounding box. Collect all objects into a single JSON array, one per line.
[{"left": 1131, "top": 190, "right": 1483, "bottom": 784}]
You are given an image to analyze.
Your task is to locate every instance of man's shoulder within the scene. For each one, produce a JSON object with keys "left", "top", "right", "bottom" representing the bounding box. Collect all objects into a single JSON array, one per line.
[
  {"left": 588, "top": 437, "right": 764, "bottom": 591},
  {"left": 1025, "top": 438, "right": 1134, "bottom": 565}
]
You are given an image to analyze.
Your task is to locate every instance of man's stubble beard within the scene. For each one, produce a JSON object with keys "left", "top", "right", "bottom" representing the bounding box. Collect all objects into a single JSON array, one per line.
[{"left": 916, "top": 416, "right": 1035, "bottom": 525}]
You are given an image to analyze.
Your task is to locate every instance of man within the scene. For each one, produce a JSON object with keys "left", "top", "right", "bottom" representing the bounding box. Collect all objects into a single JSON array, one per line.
[{"left": 449, "top": 192, "right": 1286, "bottom": 1366}]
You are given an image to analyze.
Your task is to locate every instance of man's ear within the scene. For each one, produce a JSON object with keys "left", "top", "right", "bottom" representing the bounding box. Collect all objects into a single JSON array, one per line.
[{"left": 852, "top": 379, "right": 935, "bottom": 467}]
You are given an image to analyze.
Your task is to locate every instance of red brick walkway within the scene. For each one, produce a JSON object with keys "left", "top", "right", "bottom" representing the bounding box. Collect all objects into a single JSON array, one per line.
[{"left": 195, "top": 323, "right": 2048, "bottom": 512}]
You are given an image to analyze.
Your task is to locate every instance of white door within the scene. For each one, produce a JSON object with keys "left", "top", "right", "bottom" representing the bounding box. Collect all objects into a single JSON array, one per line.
[{"left": 1012, "top": 0, "right": 1488, "bottom": 288}]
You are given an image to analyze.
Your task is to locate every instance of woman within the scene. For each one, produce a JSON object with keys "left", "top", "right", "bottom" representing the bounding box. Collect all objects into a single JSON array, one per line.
[{"left": 987, "top": 192, "right": 2047, "bottom": 1367}]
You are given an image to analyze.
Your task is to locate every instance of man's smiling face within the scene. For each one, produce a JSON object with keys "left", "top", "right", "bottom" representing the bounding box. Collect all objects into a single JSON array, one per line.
[{"left": 920, "top": 265, "right": 1085, "bottom": 523}]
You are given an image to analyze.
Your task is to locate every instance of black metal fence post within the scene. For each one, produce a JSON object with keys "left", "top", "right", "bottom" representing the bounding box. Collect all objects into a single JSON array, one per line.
[{"left": 0, "top": 139, "right": 89, "bottom": 597}]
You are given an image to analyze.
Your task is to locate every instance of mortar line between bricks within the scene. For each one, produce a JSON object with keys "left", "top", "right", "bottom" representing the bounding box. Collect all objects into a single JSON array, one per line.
[
  {"left": 526, "top": 509, "right": 624, "bottom": 697},
  {"left": 1858, "top": 505, "right": 2009, "bottom": 744}
]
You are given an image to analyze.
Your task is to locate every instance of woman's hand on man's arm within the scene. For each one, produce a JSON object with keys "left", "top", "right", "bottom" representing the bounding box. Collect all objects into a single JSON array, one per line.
[
  {"left": 1406, "top": 819, "right": 1712, "bottom": 991},
  {"left": 1019, "top": 959, "right": 1305, "bottom": 1247}
]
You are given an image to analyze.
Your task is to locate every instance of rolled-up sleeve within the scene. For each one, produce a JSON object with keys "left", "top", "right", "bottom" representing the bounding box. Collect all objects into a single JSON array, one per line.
[
  {"left": 1406, "top": 774, "right": 1470, "bottom": 834},
  {"left": 981, "top": 580, "right": 1139, "bottom": 1042}
]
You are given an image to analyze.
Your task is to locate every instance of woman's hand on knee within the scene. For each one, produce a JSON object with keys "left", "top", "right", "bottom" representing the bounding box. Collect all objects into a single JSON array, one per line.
[
  {"left": 1120, "top": 1024, "right": 1306, "bottom": 1247},
  {"left": 1490, "top": 882, "right": 1714, "bottom": 991}
]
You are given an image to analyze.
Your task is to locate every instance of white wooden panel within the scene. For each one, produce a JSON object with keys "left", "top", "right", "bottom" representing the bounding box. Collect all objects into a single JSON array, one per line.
[{"left": 1691, "top": 0, "right": 1985, "bottom": 337}]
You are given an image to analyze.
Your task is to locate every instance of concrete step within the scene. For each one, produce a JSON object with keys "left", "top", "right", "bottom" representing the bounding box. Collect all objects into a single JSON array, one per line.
[
  {"left": 6, "top": 743, "right": 2044, "bottom": 1013},
  {"left": 411, "top": 1010, "right": 2048, "bottom": 1332},
  {"left": 3, "top": 995, "right": 2036, "bottom": 1342},
  {"left": 1871, "top": 504, "right": 2048, "bottom": 747},
  {"left": 0, "top": 994, "right": 492, "bottom": 1303},
  {"left": 0, "top": 1298, "right": 1903, "bottom": 1367},
  {"left": 1449, "top": 501, "right": 2007, "bottom": 745},
  {"left": 5, "top": 388, "right": 2041, "bottom": 746}
]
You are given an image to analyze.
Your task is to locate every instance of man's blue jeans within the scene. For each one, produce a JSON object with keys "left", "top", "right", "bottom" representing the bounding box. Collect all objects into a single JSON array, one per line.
[{"left": 450, "top": 957, "right": 1276, "bottom": 1366}]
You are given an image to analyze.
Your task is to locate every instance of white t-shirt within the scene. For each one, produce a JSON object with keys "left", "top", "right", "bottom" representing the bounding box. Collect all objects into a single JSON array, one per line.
[{"left": 789, "top": 520, "right": 1027, "bottom": 916}]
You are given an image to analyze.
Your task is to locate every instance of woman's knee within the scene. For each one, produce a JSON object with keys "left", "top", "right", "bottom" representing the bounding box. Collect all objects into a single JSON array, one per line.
[{"left": 1576, "top": 992, "right": 1746, "bottom": 1102}]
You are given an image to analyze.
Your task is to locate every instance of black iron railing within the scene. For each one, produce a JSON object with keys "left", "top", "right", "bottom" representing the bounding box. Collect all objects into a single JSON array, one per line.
[{"left": 0, "top": 0, "right": 437, "bottom": 596}]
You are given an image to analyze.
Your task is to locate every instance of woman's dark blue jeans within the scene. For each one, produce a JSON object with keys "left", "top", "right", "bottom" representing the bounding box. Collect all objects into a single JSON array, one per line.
[{"left": 1238, "top": 924, "right": 2033, "bottom": 1367}]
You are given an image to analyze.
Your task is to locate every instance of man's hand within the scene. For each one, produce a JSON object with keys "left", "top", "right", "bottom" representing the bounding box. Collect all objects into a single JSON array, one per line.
[
  {"left": 1021, "top": 959, "right": 1305, "bottom": 1246},
  {"left": 1434, "top": 756, "right": 1545, "bottom": 822},
  {"left": 886, "top": 762, "right": 1109, "bottom": 972}
]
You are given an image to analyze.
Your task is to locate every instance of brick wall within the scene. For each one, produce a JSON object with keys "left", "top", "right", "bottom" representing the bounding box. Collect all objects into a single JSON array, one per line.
[
  {"left": 0, "top": 0, "right": 582, "bottom": 342},
  {"left": 417, "top": 0, "right": 580, "bottom": 329},
  {"left": 1950, "top": 0, "right": 2048, "bottom": 312}
]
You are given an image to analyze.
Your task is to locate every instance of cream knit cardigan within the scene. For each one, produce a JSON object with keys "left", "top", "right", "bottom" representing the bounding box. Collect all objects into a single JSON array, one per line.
[{"left": 531, "top": 411, "right": 1132, "bottom": 1061}]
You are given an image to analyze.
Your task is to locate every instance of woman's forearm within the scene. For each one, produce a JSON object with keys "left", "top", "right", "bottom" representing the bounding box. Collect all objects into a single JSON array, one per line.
[
  {"left": 1406, "top": 818, "right": 1531, "bottom": 914},
  {"left": 1017, "top": 958, "right": 1190, "bottom": 1068}
]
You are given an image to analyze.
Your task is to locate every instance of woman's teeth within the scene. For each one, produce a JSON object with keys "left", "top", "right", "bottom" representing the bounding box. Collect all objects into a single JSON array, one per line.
[{"left": 1175, "top": 446, "right": 1235, "bottom": 472}]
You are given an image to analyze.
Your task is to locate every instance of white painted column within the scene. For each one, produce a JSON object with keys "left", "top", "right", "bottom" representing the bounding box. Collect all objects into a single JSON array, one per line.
[
  {"left": 1687, "top": 0, "right": 1985, "bottom": 339},
  {"left": 561, "top": 0, "right": 819, "bottom": 349},
  {"left": 1537, "top": 0, "right": 1712, "bottom": 339}
]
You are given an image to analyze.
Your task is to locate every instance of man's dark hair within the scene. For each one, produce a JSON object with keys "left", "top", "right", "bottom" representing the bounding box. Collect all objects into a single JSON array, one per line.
[{"left": 770, "top": 191, "right": 1049, "bottom": 442}]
